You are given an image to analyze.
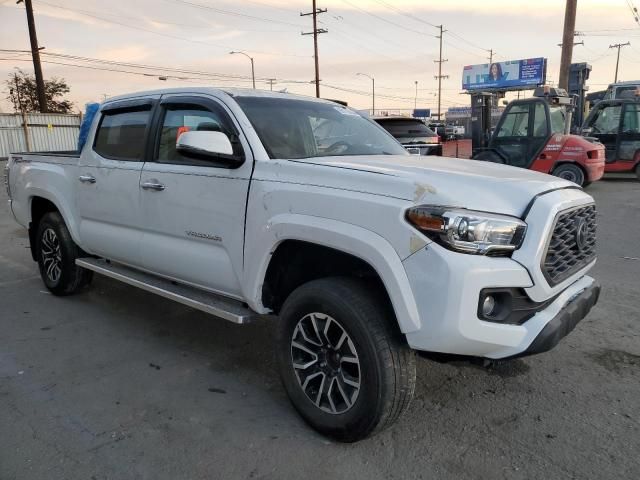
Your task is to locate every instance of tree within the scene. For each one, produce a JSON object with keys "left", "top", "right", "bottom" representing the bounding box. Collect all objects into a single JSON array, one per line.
[{"left": 5, "top": 69, "right": 73, "bottom": 113}]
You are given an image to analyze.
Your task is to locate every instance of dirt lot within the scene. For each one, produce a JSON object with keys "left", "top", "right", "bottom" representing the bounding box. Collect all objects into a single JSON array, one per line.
[{"left": 1, "top": 164, "right": 639, "bottom": 480}]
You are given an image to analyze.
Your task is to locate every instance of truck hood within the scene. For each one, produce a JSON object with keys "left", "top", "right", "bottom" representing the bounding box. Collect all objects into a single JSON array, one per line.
[{"left": 295, "top": 155, "right": 576, "bottom": 218}]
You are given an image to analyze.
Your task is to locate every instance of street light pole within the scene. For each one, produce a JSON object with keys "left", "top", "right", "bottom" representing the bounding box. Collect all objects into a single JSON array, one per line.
[
  {"left": 357, "top": 72, "right": 375, "bottom": 115},
  {"left": 230, "top": 51, "right": 256, "bottom": 89}
]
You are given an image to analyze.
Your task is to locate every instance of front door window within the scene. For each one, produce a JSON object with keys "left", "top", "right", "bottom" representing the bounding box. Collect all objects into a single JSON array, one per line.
[{"left": 619, "top": 103, "right": 640, "bottom": 161}]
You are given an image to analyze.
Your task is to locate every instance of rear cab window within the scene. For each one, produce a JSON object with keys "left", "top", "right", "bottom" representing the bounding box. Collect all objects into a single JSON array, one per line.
[{"left": 376, "top": 119, "right": 436, "bottom": 137}]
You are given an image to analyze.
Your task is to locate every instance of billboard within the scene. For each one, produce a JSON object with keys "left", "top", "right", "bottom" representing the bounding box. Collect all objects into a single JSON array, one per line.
[
  {"left": 462, "top": 58, "right": 546, "bottom": 91},
  {"left": 412, "top": 108, "right": 431, "bottom": 118}
]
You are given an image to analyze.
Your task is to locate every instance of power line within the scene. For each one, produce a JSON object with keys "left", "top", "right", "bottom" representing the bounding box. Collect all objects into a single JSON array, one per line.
[
  {"left": 368, "top": 0, "right": 438, "bottom": 29},
  {"left": 161, "top": 0, "right": 305, "bottom": 28},
  {"left": 34, "top": 1, "right": 310, "bottom": 58},
  {"left": 339, "top": 0, "right": 435, "bottom": 38}
]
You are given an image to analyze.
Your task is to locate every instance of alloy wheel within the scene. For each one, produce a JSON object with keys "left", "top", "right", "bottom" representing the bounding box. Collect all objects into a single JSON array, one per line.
[
  {"left": 290, "top": 312, "right": 361, "bottom": 415},
  {"left": 41, "top": 228, "right": 62, "bottom": 284}
]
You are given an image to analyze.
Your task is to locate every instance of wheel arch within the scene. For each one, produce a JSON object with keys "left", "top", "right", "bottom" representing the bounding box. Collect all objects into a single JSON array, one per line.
[
  {"left": 552, "top": 160, "right": 588, "bottom": 184},
  {"left": 28, "top": 192, "right": 83, "bottom": 262},
  {"left": 243, "top": 214, "right": 422, "bottom": 334}
]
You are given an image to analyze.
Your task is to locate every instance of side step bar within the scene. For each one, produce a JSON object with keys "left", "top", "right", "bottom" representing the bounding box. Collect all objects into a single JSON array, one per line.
[{"left": 76, "top": 258, "right": 260, "bottom": 324}]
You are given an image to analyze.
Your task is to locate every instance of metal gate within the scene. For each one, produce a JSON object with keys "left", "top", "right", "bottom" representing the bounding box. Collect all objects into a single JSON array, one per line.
[{"left": 0, "top": 112, "right": 81, "bottom": 159}]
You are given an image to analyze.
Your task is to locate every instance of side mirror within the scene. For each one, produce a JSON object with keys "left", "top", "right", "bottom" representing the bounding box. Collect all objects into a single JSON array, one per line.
[{"left": 176, "top": 130, "right": 234, "bottom": 157}]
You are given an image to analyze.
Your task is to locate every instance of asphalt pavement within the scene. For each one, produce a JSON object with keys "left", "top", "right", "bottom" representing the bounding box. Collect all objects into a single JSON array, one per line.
[{"left": 1, "top": 163, "right": 639, "bottom": 480}]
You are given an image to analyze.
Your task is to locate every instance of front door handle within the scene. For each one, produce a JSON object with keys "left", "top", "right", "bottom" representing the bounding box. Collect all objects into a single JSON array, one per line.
[
  {"left": 141, "top": 181, "right": 166, "bottom": 191},
  {"left": 79, "top": 174, "right": 96, "bottom": 184}
]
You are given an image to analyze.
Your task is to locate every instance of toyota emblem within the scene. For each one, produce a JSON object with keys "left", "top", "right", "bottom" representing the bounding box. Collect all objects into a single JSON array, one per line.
[{"left": 575, "top": 218, "right": 588, "bottom": 252}]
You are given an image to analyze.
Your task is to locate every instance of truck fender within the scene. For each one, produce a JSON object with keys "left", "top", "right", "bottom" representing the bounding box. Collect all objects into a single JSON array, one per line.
[
  {"left": 243, "top": 213, "right": 422, "bottom": 334},
  {"left": 25, "top": 184, "right": 82, "bottom": 247}
]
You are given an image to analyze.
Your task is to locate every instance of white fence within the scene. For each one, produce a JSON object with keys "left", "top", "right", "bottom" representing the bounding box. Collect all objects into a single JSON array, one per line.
[{"left": 0, "top": 113, "right": 81, "bottom": 159}]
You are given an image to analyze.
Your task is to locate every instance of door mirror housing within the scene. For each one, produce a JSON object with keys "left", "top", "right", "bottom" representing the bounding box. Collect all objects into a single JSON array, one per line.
[{"left": 176, "top": 130, "right": 234, "bottom": 157}]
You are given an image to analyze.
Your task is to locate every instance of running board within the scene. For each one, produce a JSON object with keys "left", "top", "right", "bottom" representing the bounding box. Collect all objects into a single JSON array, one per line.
[{"left": 75, "top": 258, "right": 260, "bottom": 324}]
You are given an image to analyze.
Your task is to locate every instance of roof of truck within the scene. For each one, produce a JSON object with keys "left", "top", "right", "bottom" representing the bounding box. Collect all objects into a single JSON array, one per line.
[{"left": 102, "top": 87, "right": 336, "bottom": 106}]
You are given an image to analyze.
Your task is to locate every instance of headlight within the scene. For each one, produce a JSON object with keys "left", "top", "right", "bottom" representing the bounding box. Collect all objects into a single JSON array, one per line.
[{"left": 405, "top": 206, "right": 527, "bottom": 256}]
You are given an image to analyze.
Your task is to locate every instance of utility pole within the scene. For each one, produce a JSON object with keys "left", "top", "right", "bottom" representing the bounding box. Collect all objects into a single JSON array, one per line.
[
  {"left": 558, "top": 40, "right": 584, "bottom": 47},
  {"left": 558, "top": 0, "right": 577, "bottom": 90},
  {"left": 414, "top": 80, "right": 418, "bottom": 110},
  {"left": 434, "top": 25, "right": 449, "bottom": 121},
  {"left": 609, "top": 42, "right": 631, "bottom": 83},
  {"left": 301, "top": 1, "right": 327, "bottom": 98},
  {"left": 267, "top": 78, "right": 277, "bottom": 91},
  {"left": 18, "top": 0, "right": 47, "bottom": 112},
  {"left": 487, "top": 49, "right": 494, "bottom": 65}
]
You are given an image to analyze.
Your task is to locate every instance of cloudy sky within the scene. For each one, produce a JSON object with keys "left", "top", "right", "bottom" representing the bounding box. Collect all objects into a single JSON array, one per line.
[{"left": 1, "top": 0, "right": 639, "bottom": 113}]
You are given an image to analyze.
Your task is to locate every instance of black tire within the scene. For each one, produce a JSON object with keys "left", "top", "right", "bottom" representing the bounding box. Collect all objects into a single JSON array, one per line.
[
  {"left": 276, "top": 277, "right": 416, "bottom": 442},
  {"left": 552, "top": 163, "right": 586, "bottom": 186},
  {"left": 36, "top": 211, "right": 93, "bottom": 296}
]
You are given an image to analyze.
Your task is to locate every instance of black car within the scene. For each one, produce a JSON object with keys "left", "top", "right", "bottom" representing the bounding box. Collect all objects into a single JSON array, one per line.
[
  {"left": 428, "top": 122, "right": 447, "bottom": 139},
  {"left": 374, "top": 116, "right": 442, "bottom": 156}
]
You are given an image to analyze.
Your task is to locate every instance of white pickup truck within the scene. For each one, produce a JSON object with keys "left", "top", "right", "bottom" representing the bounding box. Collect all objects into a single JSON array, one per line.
[{"left": 5, "top": 88, "right": 600, "bottom": 442}]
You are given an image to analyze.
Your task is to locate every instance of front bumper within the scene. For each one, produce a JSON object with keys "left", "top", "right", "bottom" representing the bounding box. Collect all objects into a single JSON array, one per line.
[
  {"left": 402, "top": 243, "right": 599, "bottom": 359},
  {"left": 511, "top": 280, "right": 600, "bottom": 358}
]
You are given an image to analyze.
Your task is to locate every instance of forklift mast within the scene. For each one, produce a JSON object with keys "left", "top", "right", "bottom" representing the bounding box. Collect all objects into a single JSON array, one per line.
[{"left": 470, "top": 92, "right": 496, "bottom": 156}]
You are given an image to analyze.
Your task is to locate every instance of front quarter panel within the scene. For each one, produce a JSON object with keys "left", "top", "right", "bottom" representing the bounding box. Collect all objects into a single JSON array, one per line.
[{"left": 243, "top": 160, "right": 425, "bottom": 333}]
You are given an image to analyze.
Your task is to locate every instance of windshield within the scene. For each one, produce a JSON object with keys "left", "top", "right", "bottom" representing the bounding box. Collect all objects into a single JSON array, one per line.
[
  {"left": 235, "top": 96, "right": 407, "bottom": 159},
  {"left": 549, "top": 106, "right": 566, "bottom": 134}
]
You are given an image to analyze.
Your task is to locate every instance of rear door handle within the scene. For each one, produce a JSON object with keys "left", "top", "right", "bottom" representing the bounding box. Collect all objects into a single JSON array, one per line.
[
  {"left": 141, "top": 181, "right": 166, "bottom": 191},
  {"left": 79, "top": 175, "right": 96, "bottom": 184}
]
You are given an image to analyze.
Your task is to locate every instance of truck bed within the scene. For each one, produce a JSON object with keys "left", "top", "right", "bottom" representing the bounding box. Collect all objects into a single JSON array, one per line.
[{"left": 11, "top": 150, "right": 80, "bottom": 158}]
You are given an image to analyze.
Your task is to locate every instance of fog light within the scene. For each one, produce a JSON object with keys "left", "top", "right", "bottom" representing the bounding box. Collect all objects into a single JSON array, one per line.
[{"left": 482, "top": 295, "right": 497, "bottom": 317}]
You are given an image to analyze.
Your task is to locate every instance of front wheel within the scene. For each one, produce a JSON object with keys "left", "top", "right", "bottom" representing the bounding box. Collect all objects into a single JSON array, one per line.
[
  {"left": 276, "top": 277, "right": 416, "bottom": 442},
  {"left": 36, "top": 212, "right": 93, "bottom": 296},
  {"left": 552, "top": 163, "right": 586, "bottom": 186}
]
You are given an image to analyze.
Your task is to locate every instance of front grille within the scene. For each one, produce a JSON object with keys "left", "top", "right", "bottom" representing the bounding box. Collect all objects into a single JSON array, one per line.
[{"left": 542, "top": 204, "right": 597, "bottom": 286}]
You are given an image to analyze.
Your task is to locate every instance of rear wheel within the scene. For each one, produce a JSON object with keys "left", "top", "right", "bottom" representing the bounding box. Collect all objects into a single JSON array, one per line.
[
  {"left": 36, "top": 212, "right": 92, "bottom": 295},
  {"left": 276, "top": 277, "right": 416, "bottom": 442},
  {"left": 552, "top": 163, "right": 586, "bottom": 186}
]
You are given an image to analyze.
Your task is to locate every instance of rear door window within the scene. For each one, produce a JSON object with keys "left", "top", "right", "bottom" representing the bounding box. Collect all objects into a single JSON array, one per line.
[{"left": 93, "top": 109, "right": 151, "bottom": 161}]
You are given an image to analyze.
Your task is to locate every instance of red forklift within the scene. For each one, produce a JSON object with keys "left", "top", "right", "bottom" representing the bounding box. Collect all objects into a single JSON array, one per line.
[
  {"left": 581, "top": 94, "right": 640, "bottom": 179},
  {"left": 472, "top": 87, "right": 605, "bottom": 186}
]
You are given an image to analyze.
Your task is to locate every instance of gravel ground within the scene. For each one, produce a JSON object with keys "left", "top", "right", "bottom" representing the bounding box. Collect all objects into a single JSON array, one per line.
[{"left": 1, "top": 165, "right": 639, "bottom": 480}]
